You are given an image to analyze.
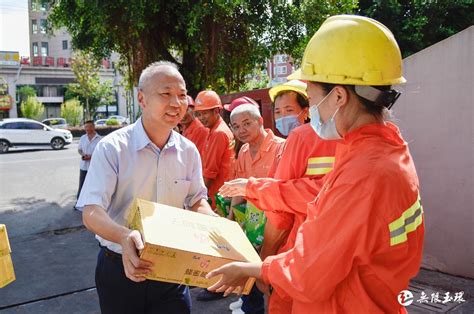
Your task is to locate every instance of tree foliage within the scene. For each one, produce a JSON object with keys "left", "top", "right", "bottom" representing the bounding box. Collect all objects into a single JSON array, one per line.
[
  {"left": 66, "top": 51, "right": 114, "bottom": 119},
  {"left": 17, "top": 86, "right": 37, "bottom": 103},
  {"left": 359, "top": 0, "right": 474, "bottom": 58},
  {"left": 48, "top": 0, "right": 310, "bottom": 94},
  {"left": 61, "top": 98, "right": 83, "bottom": 126},
  {"left": 49, "top": 0, "right": 472, "bottom": 94},
  {"left": 20, "top": 96, "right": 44, "bottom": 120}
]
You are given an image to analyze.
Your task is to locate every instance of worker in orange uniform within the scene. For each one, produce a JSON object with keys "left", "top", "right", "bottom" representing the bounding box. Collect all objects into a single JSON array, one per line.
[
  {"left": 193, "top": 90, "right": 234, "bottom": 210},
  {"left": 221, "top": 79, "right": 338, "bottom": 314},
  {"left": 207, "top": 15, "right": 424, "bottom": 314},
  {"left": 224, "top": 96, "right": 260, "bottom": 182},
  {"left": 228, "top": 103, "right": 285, "bottom": 314},
  {"left": 272, "top": 80, "right": 310, "bottom": 138},
  {"left": 180, "top": 95, "right": 209, "bottom": 159}
]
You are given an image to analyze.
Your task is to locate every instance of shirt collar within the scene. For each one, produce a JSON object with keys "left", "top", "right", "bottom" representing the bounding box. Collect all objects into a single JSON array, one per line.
[
  {"left": 133, "top": 118, "right": 152, "bottom": 151},
  {"left": 240, "top": 129, "right": 276, "bottom": 154},
  {"left": 261, "top": 129, "right": 276, "bottom": 152},
  {"left": 90, "top": 133, "right": 100, "bottom": 141},
  {"left": 133, "top": 118, "right": 178, "bottom": 152},
  {"left": 209, "top": 116, "right": 224, "bottom": 133}
]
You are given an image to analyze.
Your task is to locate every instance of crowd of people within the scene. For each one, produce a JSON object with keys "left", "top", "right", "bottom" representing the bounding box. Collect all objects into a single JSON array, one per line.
[{"left": 76, "top": 14, "right": 424, "bottom": 314}]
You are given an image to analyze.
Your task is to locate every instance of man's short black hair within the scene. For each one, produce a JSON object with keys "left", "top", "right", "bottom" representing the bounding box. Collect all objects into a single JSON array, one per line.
[{"left": 84, "top": 120, "right": 94, "bottom": 125}]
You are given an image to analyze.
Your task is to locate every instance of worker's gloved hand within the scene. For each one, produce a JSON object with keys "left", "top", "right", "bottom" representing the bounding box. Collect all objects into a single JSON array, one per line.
[
  {"left": 120, "top": 229, "right": 153, "bottom": 282},
  {"left": 218, "top": 178, "right": 249, "bottom": 197}
]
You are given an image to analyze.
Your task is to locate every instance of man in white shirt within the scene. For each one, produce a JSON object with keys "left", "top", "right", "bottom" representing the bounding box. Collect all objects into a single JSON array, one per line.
[
  {"left": 76, "top": 120, "right": 102, "bottom": 201},
  {"left": 76, "top": 61, "right": 217, "bottom": 314}
]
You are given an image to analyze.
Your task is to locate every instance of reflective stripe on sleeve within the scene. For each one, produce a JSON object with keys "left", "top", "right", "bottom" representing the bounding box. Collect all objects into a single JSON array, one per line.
[
  {"left": 389, "top": 196, "right": 424, "bottom": 246},
  {"left": 305, "top": 156, "right": 335, "bottom": 175}
]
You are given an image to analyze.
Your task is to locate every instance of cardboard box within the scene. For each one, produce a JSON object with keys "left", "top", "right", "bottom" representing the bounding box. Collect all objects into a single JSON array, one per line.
[
  {"left": 0, "top": 224, "right": 15, "bottom": 288},
  {"left": 127, "top": 199, "right": 261, "bottom": 295}
]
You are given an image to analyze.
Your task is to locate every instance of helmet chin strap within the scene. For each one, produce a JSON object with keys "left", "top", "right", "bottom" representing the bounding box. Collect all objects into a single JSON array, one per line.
[{"left": 354, "top": 86, "right": 401, "bottom": 109}]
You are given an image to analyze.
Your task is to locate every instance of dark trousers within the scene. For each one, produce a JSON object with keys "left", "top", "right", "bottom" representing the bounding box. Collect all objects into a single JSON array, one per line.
[
  {"left": 241, "top": 285, "right": 265, "bottom": 314},
  {"left": 77, "top": 170, "right": 88, "bottom": 199},
  {"left": 95, "top": 248, "right": 191, "bottom": 314}
]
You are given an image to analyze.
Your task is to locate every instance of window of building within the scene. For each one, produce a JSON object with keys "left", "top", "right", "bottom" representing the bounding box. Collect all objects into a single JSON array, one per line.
[
  {"left": 32, "top": 20, "right": 38, "bottom": 34},
  {"left": 40, "top": 19, "right": 48, "bottom": 34},
  {"left": 32, "top": 42, "right": 39, "bottom": 57},
  {"left": 62, "top": 40, "right": 68, "bottom": 50},
  {"left": 41, "top": 42, "right": 49, "bottom": 57},
  {"left": 31, "top": 0, "right": 38, "bottom": 11},
  {"left": 274, "top": 66, "right": 287, "bottom": 76},
  {"left": 40, "top": 0, "right": 48, "bottom": 11},
  {"left": 43, "top": 86, "right": 58, "bottom": 97}
]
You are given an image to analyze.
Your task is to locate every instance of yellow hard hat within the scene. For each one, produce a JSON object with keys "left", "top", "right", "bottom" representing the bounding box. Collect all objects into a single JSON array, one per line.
[
  {"left": 269, "top": 80, "right": 308, "bottom": 102},
  {"left": 288, "top": 15, "right": 406, "bottom": 86}
]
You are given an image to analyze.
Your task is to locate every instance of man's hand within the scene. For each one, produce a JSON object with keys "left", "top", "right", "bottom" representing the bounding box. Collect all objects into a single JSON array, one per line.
[
  {"left": 120, "top": 230, "right": 154, "bottom": 282},
  {"left": 218, "top": 178, "right": 249, "bottom": 198},
  {"left": 191, "top": 198, "right": 219, "bottom": 217}
]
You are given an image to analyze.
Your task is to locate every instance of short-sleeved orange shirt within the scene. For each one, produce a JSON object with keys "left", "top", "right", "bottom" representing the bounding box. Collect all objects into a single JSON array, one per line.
[{"left": 234, "top": 129, "right": 285, "bottom": 179}]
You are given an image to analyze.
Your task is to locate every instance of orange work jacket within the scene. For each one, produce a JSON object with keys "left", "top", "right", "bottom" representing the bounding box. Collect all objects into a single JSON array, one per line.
[
  {"left": 182, "top": 118, "right": 209, "bottom": 159},
  {"left": 234, "top": 129, "right": 285, "bottom": 179},
  {"left": 245, "top": 123, "right": 337, "bottom": 313},
  {"left": 261, "top": 122, "right": 424, "bottom": 313},
  {"left": 202, "top": 116, "right": 234, "bottom": 208}
]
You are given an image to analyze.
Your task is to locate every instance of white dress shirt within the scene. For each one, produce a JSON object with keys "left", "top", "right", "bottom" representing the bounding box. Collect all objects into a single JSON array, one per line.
[
  {"left": 76, "top": 118, "right": 208, "bottom": 253},
  {"left": 78, "top": 133, "right": 102, "bottom": 171}
]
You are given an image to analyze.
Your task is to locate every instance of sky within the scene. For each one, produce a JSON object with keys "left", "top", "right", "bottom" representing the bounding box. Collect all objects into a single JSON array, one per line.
[{"left": 0, "top": 0, "right": 29, "bottom": 57}]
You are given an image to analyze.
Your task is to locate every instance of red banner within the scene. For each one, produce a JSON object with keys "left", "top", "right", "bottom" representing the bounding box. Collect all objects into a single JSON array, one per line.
[
  {"left": 45, "top": 56, "right": 54, "bottom": 66},
  {"left": 33, "top": 56, "right": 43, "bottom": 66}
]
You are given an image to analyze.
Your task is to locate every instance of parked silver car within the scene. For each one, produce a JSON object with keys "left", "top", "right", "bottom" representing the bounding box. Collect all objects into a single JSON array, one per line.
[{"left": 41, "top": 118, "right": 69, "bottom": 129}]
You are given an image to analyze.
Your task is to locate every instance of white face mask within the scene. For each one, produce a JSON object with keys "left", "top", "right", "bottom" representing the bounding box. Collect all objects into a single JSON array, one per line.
[{"left": 309, "top": 89, "right": 342, "bottom": 140}]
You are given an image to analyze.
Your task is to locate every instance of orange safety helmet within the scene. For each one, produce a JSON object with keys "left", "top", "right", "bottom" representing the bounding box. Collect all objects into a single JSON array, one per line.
[{"left": 194, "top": 90, "right": 222, "bottom": 111}]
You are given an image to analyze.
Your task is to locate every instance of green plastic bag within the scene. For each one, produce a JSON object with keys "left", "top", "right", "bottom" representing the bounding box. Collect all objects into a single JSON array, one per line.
[
  {"left": 244, "top": 201, "right": 266, "bottom": 247},
  {"left": 215, "top": 194, "right": 230, "bottom": 217},
  {"left": 232, "top": 203, "right": 247, "bottom": 226}
]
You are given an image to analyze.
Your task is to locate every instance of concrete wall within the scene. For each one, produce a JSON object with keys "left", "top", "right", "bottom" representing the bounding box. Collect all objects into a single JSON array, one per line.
[{"left": 393, "top": 26, "right": 473, "bottom": 278}]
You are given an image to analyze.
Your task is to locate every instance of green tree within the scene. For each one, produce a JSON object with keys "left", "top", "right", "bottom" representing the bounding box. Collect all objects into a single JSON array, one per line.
[
  {"left": 67, "top": 51, "right": 114, "bottom": 119},
  {"left": 358, "top": 0, "right": 474, "bottom": 58},
  {"left": 20, "top": 96, "right": 44, "bottom": 120},
  {"left": 48, "top": 0, "right": 309, "bottom": 94},
  {"left": 61, "top": 98, "right": 83, "bottom": 126},
  {"left": 17, "top": 86, "right": 37, "bottom": 103}
]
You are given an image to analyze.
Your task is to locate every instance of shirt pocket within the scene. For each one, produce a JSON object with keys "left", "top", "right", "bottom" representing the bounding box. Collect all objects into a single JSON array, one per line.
[{"left": 166, "top": 179, "right": 192, "bottom": 209}]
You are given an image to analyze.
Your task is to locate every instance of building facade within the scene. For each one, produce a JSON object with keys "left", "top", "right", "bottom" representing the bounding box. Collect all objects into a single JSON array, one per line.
[
  {"left": 266, "top": 53, "right": 294, "bottom": 87},
  {"left": 0, "top": 0, "right": 130, "bottom": 121}
]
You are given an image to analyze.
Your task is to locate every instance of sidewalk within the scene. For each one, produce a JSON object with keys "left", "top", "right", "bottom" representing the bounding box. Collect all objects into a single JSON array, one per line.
[
  {"left": 0, "top": 218, "right": 472, "bottom": 313},
  {"left": 0, "top": 223, "right": 238, "bottom": 314}
]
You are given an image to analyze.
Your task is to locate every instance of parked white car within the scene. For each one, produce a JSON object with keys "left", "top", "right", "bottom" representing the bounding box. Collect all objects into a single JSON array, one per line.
[
  {"left": 107, "top": 115, "right": 130, "bottom": 126},
  {"left": 0, "top": 118, "right": 73, "bottom": 153},
  {"left": 41, "top": 118, "right": 69, "bottom": 129}
]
